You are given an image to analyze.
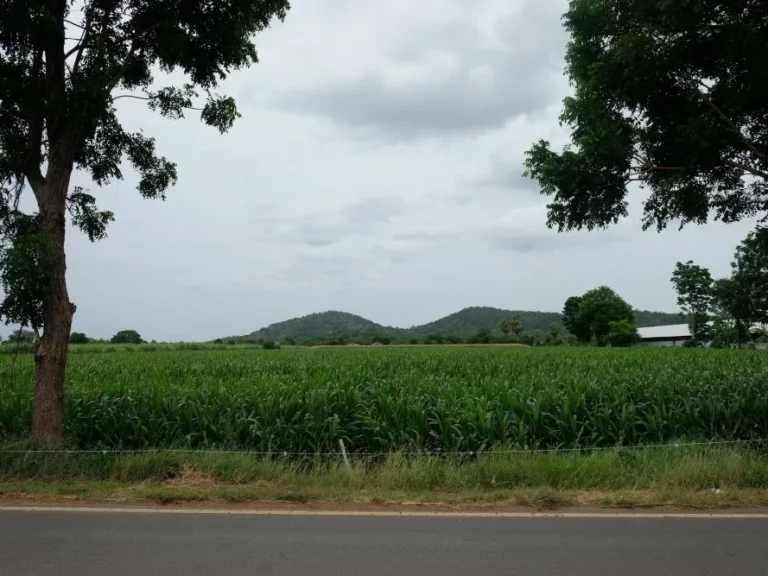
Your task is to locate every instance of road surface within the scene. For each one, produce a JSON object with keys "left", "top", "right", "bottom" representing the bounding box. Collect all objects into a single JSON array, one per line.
[{"left": 1, "top": 509, "right": 767, "bottom": 575}]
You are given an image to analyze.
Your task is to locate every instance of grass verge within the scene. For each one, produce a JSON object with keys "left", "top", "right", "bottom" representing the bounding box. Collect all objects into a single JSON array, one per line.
[{"left": 2, "top": 443, "right": 768, "bottom": 510}]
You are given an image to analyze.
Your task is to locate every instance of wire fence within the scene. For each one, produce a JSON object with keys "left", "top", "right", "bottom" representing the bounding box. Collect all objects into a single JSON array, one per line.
[{"left": 0, "top": 439, "right": 762, "bottom": 458}]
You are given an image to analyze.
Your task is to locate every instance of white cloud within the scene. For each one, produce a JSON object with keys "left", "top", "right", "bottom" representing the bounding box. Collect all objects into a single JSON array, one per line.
[
  {"left": 2, "top": 0, "right": 757, "bottom": 342},
  {"left": 273, "top": 0, "right": 568, "bottom": 141}
]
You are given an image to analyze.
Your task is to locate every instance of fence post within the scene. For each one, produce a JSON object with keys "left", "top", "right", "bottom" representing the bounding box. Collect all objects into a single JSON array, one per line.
[{"left": 338, "top": 439, "right": 351, "bottom": 471}]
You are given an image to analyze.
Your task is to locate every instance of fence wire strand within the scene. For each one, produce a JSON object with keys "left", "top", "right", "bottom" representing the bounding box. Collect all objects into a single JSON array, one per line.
[{"left": 0, "top": 439, "right": 761, "bottom": 457}]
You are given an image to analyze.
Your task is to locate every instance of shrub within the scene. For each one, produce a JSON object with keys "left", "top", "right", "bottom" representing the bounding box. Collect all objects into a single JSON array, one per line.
[
  {"left": 110, "top": 330, "right": 143, "bottom": 344},
  {"left": 607, "top": 320, "right": 639, "bottom": 348},
  {"left": 5, "top": 329, "right": 34, "bottom": 344},
  {"left": 69, "top": 332, "right": 90, "bottom": 344}
]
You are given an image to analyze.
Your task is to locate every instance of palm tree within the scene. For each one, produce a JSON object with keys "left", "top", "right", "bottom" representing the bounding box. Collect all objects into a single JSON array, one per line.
[{"left": 510, "top": 314, "right": 525, "bottom": 339}]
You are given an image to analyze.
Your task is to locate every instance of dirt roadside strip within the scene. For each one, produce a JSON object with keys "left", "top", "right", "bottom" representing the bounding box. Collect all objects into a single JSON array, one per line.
[
  {"left": 3, "top": 505, "right": 768, "bottom": 518},
  {"left": 2, "top": 499, "right": 768, "bottom": 518}
]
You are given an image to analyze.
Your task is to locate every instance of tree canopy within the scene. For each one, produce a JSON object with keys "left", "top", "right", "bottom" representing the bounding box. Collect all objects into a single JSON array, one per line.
[
  {"left": 671, "top": 260, "right": 713, "bottom": 344},
  {"left": 3, "top": 328, "right": 35, "bottom": 344},
  {"left": 110, "top": 330, "right": 143, "bottom": 344},
  {"left": 670, "top": 226, "right": 768, "bottom": 347},
  {"left": 69, "top": 332, "right": 89, "bottom": 344},
  {"left": 564, "top": 287, "right": 635, "bottom": 346},
  {"left": 0, "top": 0, "right": 290, "bottom": 441},
  {"left": 562, "top": 296, "right": 590, "bottom": 343},
  {"left": 524, "top": 0, "right": 768, "bottom": 232},
  {"left": 732, "top": 227, "right": 768, "bottom": 324},
  {"left": 607, "top": 320, "right": 640, "bottom": 348}
]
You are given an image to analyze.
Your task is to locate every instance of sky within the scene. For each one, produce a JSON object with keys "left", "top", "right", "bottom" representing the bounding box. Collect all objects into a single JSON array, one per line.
[{"left": 3, "top": 0, "right": 759, "bottom": 341}]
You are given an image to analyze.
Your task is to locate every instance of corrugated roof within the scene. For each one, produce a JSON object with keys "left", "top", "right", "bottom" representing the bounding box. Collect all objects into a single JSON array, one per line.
[
  {"left": 638, "top": 322, "right": 765, "bottom": 340},
  {"left": 637, "top": 324, "right": 691, "bottom": 340}
]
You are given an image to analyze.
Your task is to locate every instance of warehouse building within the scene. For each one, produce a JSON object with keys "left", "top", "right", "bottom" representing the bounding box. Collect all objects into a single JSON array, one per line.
[
  {"left": 638, "top": 323, "right": 766, "bottom": 347},
  {"left": 637, "top": 324, "right": 692, "bottom": 346}
]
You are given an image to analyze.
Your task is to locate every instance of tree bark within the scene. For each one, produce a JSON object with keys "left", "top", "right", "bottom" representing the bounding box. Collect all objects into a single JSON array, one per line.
[{"left": 31, "top": 176, "right": 75, "bottom": 445}]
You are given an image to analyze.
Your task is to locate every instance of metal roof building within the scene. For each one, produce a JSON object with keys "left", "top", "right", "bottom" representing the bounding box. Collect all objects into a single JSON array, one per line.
[
  {"left": 637, "top": 324, "right": 692, "bottom": 346},
  {"left": 638, "top": 322, "right": 765, "bottom": 346}
]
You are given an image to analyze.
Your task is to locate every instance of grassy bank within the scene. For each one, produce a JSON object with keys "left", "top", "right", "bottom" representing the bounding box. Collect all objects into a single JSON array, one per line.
[{"left": 2, "top": 444, "right": 768, "bottom": 509}]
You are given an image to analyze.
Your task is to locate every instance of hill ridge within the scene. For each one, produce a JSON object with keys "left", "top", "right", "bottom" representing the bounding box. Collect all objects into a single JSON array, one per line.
[{"left": 225, "top": 306, "right": 681, "bottom": 344}]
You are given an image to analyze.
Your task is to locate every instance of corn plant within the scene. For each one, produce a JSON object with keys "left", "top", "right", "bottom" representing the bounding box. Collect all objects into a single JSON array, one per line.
[{"left": 1, "top": 347, "right": 767, "bottom": 452}]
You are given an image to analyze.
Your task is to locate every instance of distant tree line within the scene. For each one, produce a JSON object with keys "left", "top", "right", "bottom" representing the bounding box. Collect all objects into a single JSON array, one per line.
[
  {"left": 220, "top": 327, "right": 571, "bottom": 348},
  {"left": 1, "top": 329, "right": 149, "bottom": 347}
]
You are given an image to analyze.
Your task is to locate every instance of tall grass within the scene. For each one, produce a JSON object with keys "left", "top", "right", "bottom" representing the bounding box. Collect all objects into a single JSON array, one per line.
[
  {"left": 2, "top": 444, "right": 767, "bottom": 492},
  {"left": 1, "top": 347, "right": 767, "bottom": 452}
]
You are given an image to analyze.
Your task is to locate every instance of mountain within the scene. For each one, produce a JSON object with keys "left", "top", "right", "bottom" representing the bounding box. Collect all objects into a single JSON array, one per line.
[
  {"left": 402, "top": 307, "right": 563, "bottom": 340},
  {"left": 635, "top": 310, "right": 684, "bottom": 327},
  {"left": 226, "top": 307, "right": 682, "bottom": 343},
  {"left": 238, "top": 311, "right": 388, "bottom": 343}
]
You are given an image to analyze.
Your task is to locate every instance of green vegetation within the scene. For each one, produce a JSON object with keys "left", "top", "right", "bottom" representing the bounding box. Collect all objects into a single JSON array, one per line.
[
  {"left": 6, "top": 442, "right": 763, "bottom": 491},
  {"left": 561, "top": 287, "right": 636, "bottom": 346},
  {"left": 670, "top": 227, "right": 768, "bottom": 348},
  {"left": 2, "top": 329, "right": 34, "bottom": 345},
  {"left": 0, "top": 1, "right": 291, "bottom": 444},
  {"left": 110, "top": 330, "right": 144, "bottom": 345},
  {"left": 2, "top": 347, "right": 767, "bottom": 453},
  {"left": 1, "top": 443, "right": 767, "bottom": 509},
  {"left": 672, "top": 261, "right": 714, "bottom": 346},
  {"left": 732, "top": 228, "right": 768, "bottom": 325},
  {"left": 524, "top": 0, "right": 767, "bottom": 232},
  {"left": 607, "top": 320, "right": 639, "bottom": 348},
  {"left": 68, "top": 332, "right": 89, "bottom": 345}
]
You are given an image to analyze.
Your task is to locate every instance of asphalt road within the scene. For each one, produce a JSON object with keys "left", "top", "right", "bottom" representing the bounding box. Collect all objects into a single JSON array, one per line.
[{"left": 1, "top": 510, "right": 767, "bottom": 575}]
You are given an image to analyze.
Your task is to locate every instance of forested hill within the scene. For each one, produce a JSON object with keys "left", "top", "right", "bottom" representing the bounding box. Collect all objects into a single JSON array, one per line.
[
  {"left": 635, "top": 310, "right": 684, "bottom": 327},
  {"left": 227, "top": 307, "right": 682, "bottom": 344},
  {"left": 402, "top": 307, "right": 562, "bottom": 340},
  {"left": 237, "top": 311, "right": 388, "bottom": 343}
]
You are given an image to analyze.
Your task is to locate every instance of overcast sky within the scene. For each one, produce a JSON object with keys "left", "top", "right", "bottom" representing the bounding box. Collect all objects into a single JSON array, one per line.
[{"left": 4, "top": 0, "right": 758, "bottom": 341}]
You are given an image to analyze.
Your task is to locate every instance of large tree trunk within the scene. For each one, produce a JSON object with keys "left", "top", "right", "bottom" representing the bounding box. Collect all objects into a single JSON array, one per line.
[{"left": 32, "top": 176, "right": 75, "bottom": 445}]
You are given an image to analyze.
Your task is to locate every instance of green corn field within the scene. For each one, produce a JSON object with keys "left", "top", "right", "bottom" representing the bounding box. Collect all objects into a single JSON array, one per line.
[{"left": 1, "top": 347, "right": 767, "bottom": 452}]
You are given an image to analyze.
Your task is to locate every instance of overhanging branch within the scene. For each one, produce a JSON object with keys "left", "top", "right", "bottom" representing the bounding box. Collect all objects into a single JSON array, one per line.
[
  {"left": 725, "top": 160, "right": 768, "bottom": 180},
  {"left": 71, "top": 7, "right": 94, "bottom": 79},
  {"left": 696, "top": 80, "right": 766, "bottom": 159},
  {"left": 110, "top": 93, "right": 204, "bottom": 111},
  {"left": 630, "top": 163, "right": 686, "bottom": 175},
  {"left": 23, "top": 49, "right": 45, "bottom": 192}
]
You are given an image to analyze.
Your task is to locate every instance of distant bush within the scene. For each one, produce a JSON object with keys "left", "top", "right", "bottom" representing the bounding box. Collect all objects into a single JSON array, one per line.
[
  {"left": 174, "top": 342, "right": 203, "bottom": 351},
  {"left": 608, "top": 320, "right": 640, "bottom": 348},
  {"left": 5, "top": 329, "right": 34, "bottom": 344},
  {"left": 262, "top": 340, "right": 279, "bottom": 350},
  {"left": 69, "top": 332, "right": 90, "bottom": 344},
  {"left": 475, "top": 328, "right": 492, "bottom": 344},
  {"left": 110, "top": 330, "right": 143, "bottom": 344}
]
